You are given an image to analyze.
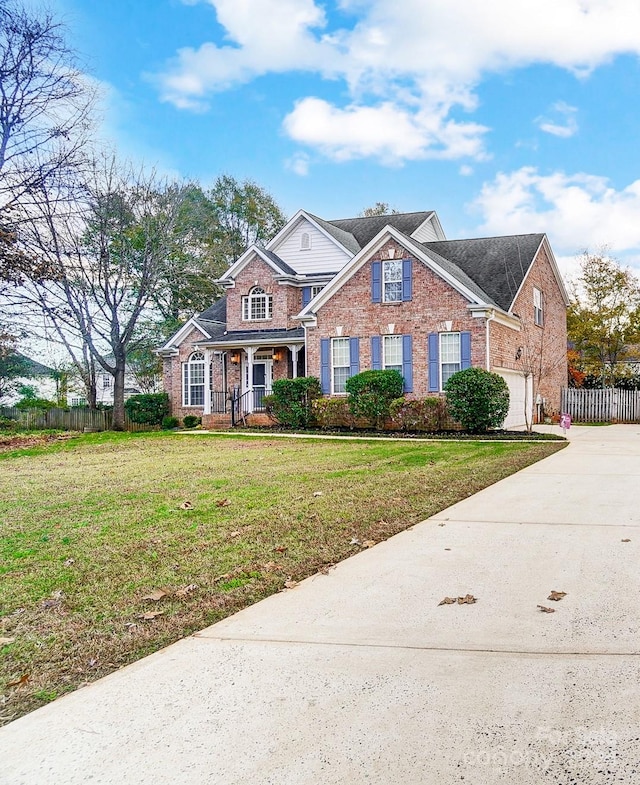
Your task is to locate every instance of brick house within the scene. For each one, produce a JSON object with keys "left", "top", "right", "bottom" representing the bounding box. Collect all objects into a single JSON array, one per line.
[{"left": 158, "top": 209, "right": 568, "bottom": 428}]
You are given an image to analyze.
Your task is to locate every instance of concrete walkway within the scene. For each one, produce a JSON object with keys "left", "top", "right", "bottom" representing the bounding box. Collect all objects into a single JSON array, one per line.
[{"left": 2, "top": 425, "right": 640, "bottom": 783}]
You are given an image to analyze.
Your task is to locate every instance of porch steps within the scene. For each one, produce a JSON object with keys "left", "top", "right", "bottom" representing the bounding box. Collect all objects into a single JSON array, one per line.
[{"left": 201, "top": 412, "right": 272, "bottom": 430}]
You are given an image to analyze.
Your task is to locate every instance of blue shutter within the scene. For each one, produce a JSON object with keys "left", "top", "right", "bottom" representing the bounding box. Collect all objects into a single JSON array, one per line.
[
  {"left": 349, "top": 337, "right": 360, "bottom": 377},
  {"left": 371, "top": 336, "right": 382, "bottom": 370},
  {"left": 320, "top": 339, "right": 330, "bottom": 394},
  {"left": 428, "top": 333, "right": 439, "bottom": 393},
  {"left": 402, "top": 335, "right": 413, "bottom": 392},
  {"left": 302, "top": 286, "right": 311, "bottom": 307},
  {"left": 402, "top": 259, "right": 412, "bottom": 301},
  {"left": 371, "top": 261, "right": 382, "bottom": 303},
  {"left": 460, "top": 331, "right": 472, "bottom": 370}
]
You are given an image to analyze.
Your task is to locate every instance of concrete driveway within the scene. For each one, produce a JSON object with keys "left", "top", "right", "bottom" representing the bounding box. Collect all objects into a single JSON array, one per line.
[{"left": 2, "top": 425, "right": 640, "bottom": 783}]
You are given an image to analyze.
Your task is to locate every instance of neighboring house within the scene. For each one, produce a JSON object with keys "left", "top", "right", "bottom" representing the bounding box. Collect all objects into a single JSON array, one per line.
[
  {"left": 158, "top": 209, "right": 568, "bottom": 428},
  {"left": 68, "top": 363, "right": 154, "bottom": 407},
  {"left": 2, "top": 354, "right": 57, "bottom": 405}
]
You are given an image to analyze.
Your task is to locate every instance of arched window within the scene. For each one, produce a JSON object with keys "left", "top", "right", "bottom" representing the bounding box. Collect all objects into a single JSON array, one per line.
[
  {"left": 242, "top": 286, "right": 273, "bottom": 321},
  {"left": 300, "top": 232, "right": 311, "bottom": 251},
  {"left": 182, "top": 351, "right": 205, "bottom": 406}
]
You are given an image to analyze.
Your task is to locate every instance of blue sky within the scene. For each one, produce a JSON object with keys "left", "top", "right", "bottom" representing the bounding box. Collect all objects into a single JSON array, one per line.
[{"left": 50, "top": 0, "right": 640, "bottom": 277}]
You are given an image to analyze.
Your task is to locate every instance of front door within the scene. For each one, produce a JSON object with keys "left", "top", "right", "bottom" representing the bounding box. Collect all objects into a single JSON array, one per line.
[{"left": 242, "top": 354, "right": 273, "bottom": 411}]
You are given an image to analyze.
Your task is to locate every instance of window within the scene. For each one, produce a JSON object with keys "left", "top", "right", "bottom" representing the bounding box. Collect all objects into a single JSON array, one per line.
[
  {"left": 70, "top": 396, "right": 87, "bottom": 407},
  {"left": 311, "top": 285, "right": 324, "bottom": 297},
  {"left": 331, "top": 337, "right": 351, "bottom": 394},
  {"left": 382, "top": 260, "right": 402, "bottom": 302},
  {"left": 182, "top": 351, "right": 205, "bottom": 406},
  {"left": 300, "top": 232, "right": 311, "bottom": 251},
  {"left": 534, "top": 287, "right": 544, "bottom": 326},
  {"left": 440, "top": 332, "right": 461, "bottom": 388},
  {"left": 383, "top": 335, "right": 403, "bottom": 374},
  {"left": 102, "top": 375, "right": 112, "bottom": 389},
  {"left": 242, "top": 286, "right": 273, "bottom": 321}
]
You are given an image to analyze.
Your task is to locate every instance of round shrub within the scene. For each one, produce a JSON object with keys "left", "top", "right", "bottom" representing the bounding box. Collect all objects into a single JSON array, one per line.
[
  {"left": 161, "top": 415, "right": 180, "bottom": 430},
  {"left": 183, "top": 414, "right": 201, "bottom": 428},
  {"left": 124, "top": 393, "right": 170, "bottom": 425},
  {"left": 444, "top": 367, "right": 510, "bottom": 433},
  {"left": 265, "top": 377, "right": 322, "bottom": 429},
  {"left": 345, "top": 369, "right": 404, "bottom": 428}
]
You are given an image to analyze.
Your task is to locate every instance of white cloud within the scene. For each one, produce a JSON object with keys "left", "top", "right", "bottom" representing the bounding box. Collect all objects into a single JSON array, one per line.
[
  {"left": 473, "top": 167, "right": 640, "bottom": 259},
  {"left": 536, "top": 101, "right": 579, "bottom": 138},
  {"left": 285, "top": 152, "right": 311, "bottom": 176},
  {"left": 156, "top": 0, "right": 640, "bottom": 164}
]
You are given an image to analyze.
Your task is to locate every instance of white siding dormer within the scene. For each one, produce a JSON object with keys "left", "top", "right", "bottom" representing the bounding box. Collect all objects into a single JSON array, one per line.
[
  {"left": 272, "top": 217, "right": 351, "bottom": 275},
  {"left": 411, "top": 214, "right": 446, "bottom": 242}
]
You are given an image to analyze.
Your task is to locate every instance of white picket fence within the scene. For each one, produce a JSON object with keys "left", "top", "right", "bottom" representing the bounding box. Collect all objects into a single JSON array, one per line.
[{"left": 561, "top": 388, "right": 640, "bottom": 422}]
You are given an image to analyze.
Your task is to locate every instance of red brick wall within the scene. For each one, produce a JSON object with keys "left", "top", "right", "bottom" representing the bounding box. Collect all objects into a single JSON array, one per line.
[{"left": 307, "top": 239, "right": 486, "bottom": 397}]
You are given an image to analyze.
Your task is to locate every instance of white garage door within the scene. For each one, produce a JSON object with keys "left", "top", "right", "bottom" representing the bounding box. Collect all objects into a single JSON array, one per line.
[{"left": 496, "top": 369, "right": 533, "bottom": 430}]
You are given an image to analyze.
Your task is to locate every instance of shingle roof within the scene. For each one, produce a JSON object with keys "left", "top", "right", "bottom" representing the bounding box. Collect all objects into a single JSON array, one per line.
[
  {"left": 424, "top": 234, "right": 544, "bottom": 312},
  {"left": 210, "top": 327, "right": 305, "bottom": 344},
  {"left": 306, "top": 213, "right": 361, "bottom": 254},
  {"left": 327, "top": 212, "right": 435, "bottom": 250},
  {"left": 16, "top": 353, "right": 55, "bottom": 377},
  {"left": 198, "top": 297, "right": 227, "bottom": 323},
  {"left": 261, "top": 249, "right": 297, "bottom": 276}
]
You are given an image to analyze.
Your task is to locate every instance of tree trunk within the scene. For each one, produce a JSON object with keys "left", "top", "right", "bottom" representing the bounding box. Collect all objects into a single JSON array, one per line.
[{"left": 112, "top": 358, "right": 126, "bottom": 430}]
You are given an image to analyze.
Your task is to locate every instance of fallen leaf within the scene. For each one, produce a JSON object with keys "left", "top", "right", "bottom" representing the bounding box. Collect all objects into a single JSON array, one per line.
[
  {"left": 51, "top": 590, "right": 64, "bottom": 600},
  {"left": 438, "top": 523, "right": 446, "bottom": 527},
  {"left": 229, "top": 530, "right": 241, "bottom": 538},
  {"left": 622, "top": 538, "right": 631, "bottom": 543},
  {"left": 317, "top": 564, "right": 334, "bottom": 575},
  {"left": 0, "top": 637, "right": 15, "bottom": 645},
  {"left": 274, "top": 545, "right": 287, "bottom": 553},
  {"left": 362, "top": 540, "right": 376, "bottom": 548},
  {"left": 283, "top": 580, "right": 299, "bottom": 589},
  {"left": 444, "top": 548, "right": 452, "bottom": 551},
  {"left": 262, "top": 562, "right": 283, "bottom": 573},
  {"left": 179, "top": 501, "right": 193, "bottom": 510},
  {"left": 7, "top": 674, "right": 29, "bottom": 688},
  {"left": 457, "top": 594, "right": 477, "bottom": 604},
  {"left": 313, "top": 491, "right": 323, "bottom": 497},
  {"left": 537, "top": 605, "right": 555, "bottom": 613},
  {"left": 142, "top": 589, "right": 167, "bottom": 602},
  {"left": 140, "top": 610, "right": 164, "bottom": 621},
  {"left": 547, "top": 591, "right": 567, "bottom": 601},
  {"left": 216, "top": 498, "right": 231, "bottom": 507},
  {"left": 174, "top": 584, "right": 198, "bottom": 598},
  {"left": 63, "top": 558, "right": 75, "bottom": 567},
  {"left": 88, "top": 658, "right": 98, "bottom": 668},
  {"left": 438, "top": 596, "right": 456, "bottom": 605}
]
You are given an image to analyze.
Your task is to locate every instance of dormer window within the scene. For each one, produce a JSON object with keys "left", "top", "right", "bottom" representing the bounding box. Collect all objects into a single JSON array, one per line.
[
  {"left": 242, "top": 286, "right": 273, "bottom": 321},
  {"left": 300, "top": 232, "right": 311, "bottom": 251}
]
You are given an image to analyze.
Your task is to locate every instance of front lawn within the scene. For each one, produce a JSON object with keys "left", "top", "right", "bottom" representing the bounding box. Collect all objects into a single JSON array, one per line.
[{"left": 0, "top": 431, "right": 565, "bottom": 723}]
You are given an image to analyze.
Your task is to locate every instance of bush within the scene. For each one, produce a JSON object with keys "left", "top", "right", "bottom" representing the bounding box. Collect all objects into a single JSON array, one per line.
[
  {"left": 161, "top": 415, "right": 180, "bottom": 430},
  {"left": 15, "top": 397, "right": 56, "bottom": 411},
  {"left": 311, "top": 397, "right": 356, "bottom": 429},
  {"left": 389, "top": 396, "right": 449, "bottom": 432},
  {"left": 0, "top": 416, "right": 18, "bottom": 431},
  {"left": 265, "top": 377, "right": 322, "bottom": 429},
  {"left": 124, "top": 393, "right": 170, "bottom": 425},
  {"left": 444, "top": 367, "right": 509, "bottom": 433},
  {"left": 183, "top": 414, "right": 201, "bottom": 428},
  {"left": 345, "top": 370, "right": 404, "bottom": 428}
]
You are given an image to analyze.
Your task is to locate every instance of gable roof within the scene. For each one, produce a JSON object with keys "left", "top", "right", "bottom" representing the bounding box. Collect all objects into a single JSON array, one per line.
[
  {"left": 16, "top": 353, "right": 55, "bottom": 377},
  {"left": 425, "top": 234, "right": 545, "bottom": 312},
  {"left": 327, "top": 212, "right": 436, "bottom": 250},
  {"left": 218, "top": 245, "right": 296, "bottom": 283}
]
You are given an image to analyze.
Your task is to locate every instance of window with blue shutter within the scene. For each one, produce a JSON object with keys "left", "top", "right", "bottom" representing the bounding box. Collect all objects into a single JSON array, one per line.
[
  {"left": 371, "top": 336, "right": 382, "bottom": 370},
  {"left": 428, "top": 333, "right": 439, "bottom": 393},
  {"left": 302, "top": 287, "right": 311, "bottom": 308},
  {"left": 461, "top": 331, "right": 472, "bottom": 370},
  {"left": 320, "top": 339, "right": 330, "bottom": 394},
  {"left": 402, "top": 259, "right": 412, "bottom": 301},
  {"left": 402, "top": 334, "right": 413, "bottom": 392},
  {"left": 349, "top": 337, "right": 360, "bottom": 378},
  {"left": 371, "top": 261, "right": 382, "bottom": 303}
]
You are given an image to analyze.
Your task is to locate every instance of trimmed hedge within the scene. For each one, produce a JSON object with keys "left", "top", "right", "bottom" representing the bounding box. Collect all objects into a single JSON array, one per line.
[
  {"left": 311, "top": 397, "right": 356, "bottom": 429},
  {"left": 124, "top": 393, "right": 170, "bottom": 425},
  {"left": 389, "top": 396, "right": 449, "bottom": 432},
  {"left": 345, "top": 370, "right": 404, "bottom": 428},
  {"left": 161, "top": 415, "right": 180, "bottom": 430},
  {"left": 444, "top": 367, "right": 510, "bottom": 433},
  {"left": 183, "top": 414, "right": 201, "bottom": 428},
  {"left": 264, "top": 377, "right": 322, "bottom": 429}
]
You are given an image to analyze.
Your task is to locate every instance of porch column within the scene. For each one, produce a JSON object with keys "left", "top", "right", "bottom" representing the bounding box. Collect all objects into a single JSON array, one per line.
[
  {"left": 203, "top": 349, "right": 212, "bottom": 415},
  {"left": 244, "top": 346, "right": 257, "bottom": 413},
  {"left": 288, "top": 344, "right": 300, "bottom": 378}
]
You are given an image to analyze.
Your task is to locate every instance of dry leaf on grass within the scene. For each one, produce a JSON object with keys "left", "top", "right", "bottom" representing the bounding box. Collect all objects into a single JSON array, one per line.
[
  {"left": 438, "top": 597, "right": 456, "bottom": 605},
  {"left": 274, "top": 545, "right": 287, "bottom": 553},
  {"left": 7, "top": 674, "right": 29, "bottom": 688},
  {"left": 313, "top": 491, "right": 323, "bottom": 497},
  {"left": 622, "top": 538, "right": 631, "bottom": 543},
  {"left": 349, "top": 537, "right": 361, "bottom": 546},
  {"left": 216, "top": 498, "right": 231, "bottom": 507},
  {"left": 457, "top": 594, "right": 477, "bottom": 604},
  {"left": 142, "top": 590, "right": 167, "bottom": 602},
  {"left": 283, "top": 580, "right": 299, "bottom": 589},
  {"left": 229, "top": 530, "right": 241, "bottom": 538},
  {"left": 537, "top": 605, "right": 555, "bottom": 613},
  {"left": 63, "top": 558, "right": 75, "bottom": 567},
  {"left": 262, "top": 562, "right": 283, "bottom": 573},
  {"left": 362, "top": 540, "right": 376, "bottom": 548},
  {"left": 174, "top": 584, "right": 198, "bottom": 598},
  {"left": 547, "top": 591, "right": 567, "bottom": 601},
  {"left": 179, "top": 501, "right": 193, "bottom": 510},
  {"left": 0, "top": 637, "right": 15, "bottom": 645},
  {"left": 140, "top": 610, "right": 164, "bottom": 621},
  {"left": 317, "top": 564, "right": 334, "bottom": 575}
]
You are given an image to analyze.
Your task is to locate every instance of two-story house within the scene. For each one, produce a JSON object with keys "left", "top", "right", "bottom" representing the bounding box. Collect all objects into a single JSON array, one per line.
[{"left": 158, "top": 209, "right": 568, "bottom": 429}]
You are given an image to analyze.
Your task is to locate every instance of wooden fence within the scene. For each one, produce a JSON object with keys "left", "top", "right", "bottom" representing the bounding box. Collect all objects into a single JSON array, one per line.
[
  {"left": 561, "top": 388, "right": 640, "bottom": 422},
  {"left": 0, "top": 406, "right": 156, "bottom": 432}
]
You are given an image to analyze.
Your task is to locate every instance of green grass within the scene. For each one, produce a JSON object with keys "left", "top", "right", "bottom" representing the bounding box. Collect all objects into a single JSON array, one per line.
[{"left": 0, "top": 431, "right": 565, "bottom": 724}]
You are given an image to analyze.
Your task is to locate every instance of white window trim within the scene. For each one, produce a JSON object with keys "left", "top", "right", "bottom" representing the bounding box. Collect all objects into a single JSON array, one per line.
[
  {"left": 534, "top": 287, "right": 544, "bottom": 326},
  {"left": 331, "top": 337, "right": 350, "bottom": 395},
  {"left": 300, "top": 232, "right": 311, "bottom": 251},
  {"left": 242, "top": 286, "right": 273, "bottom": 322},
  {"left": 382, "top": 260, "right": 402, "bottom": 303},
  {"left": 382, "top": 334, "right": 403, "bottom": 373},
  {"left": 311, "top": 284, "right": 324, "bottom": 298},
  {"left": 183, "top": 351, "right": 205, "bottom": 407},
  {"left": 439, "top": 332, "right": 461, "bottom": 392}
]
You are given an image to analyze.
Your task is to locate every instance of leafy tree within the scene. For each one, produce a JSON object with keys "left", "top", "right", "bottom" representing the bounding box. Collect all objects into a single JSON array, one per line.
[
  {"left": 359, "top": 202, "right": 400, "bottom": 217},
  {"left": 0, "top": 346, "right": 29, "bottom": 402},
  {"left": 568, "top": 251, "right": 640, "bottom": 386},
  {"left": 444, "top": 367, "right": 509, "bottom": 433}
]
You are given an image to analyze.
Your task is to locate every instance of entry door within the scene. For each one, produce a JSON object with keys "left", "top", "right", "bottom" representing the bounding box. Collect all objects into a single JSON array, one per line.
[{"left": 250, "top": 361, "right": 273, "bottom": 409}]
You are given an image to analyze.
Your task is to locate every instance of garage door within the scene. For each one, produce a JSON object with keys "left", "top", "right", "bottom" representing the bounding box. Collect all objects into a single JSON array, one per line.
[{"left": 496, "top": 369, "right": 532, "bottom": 430}]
